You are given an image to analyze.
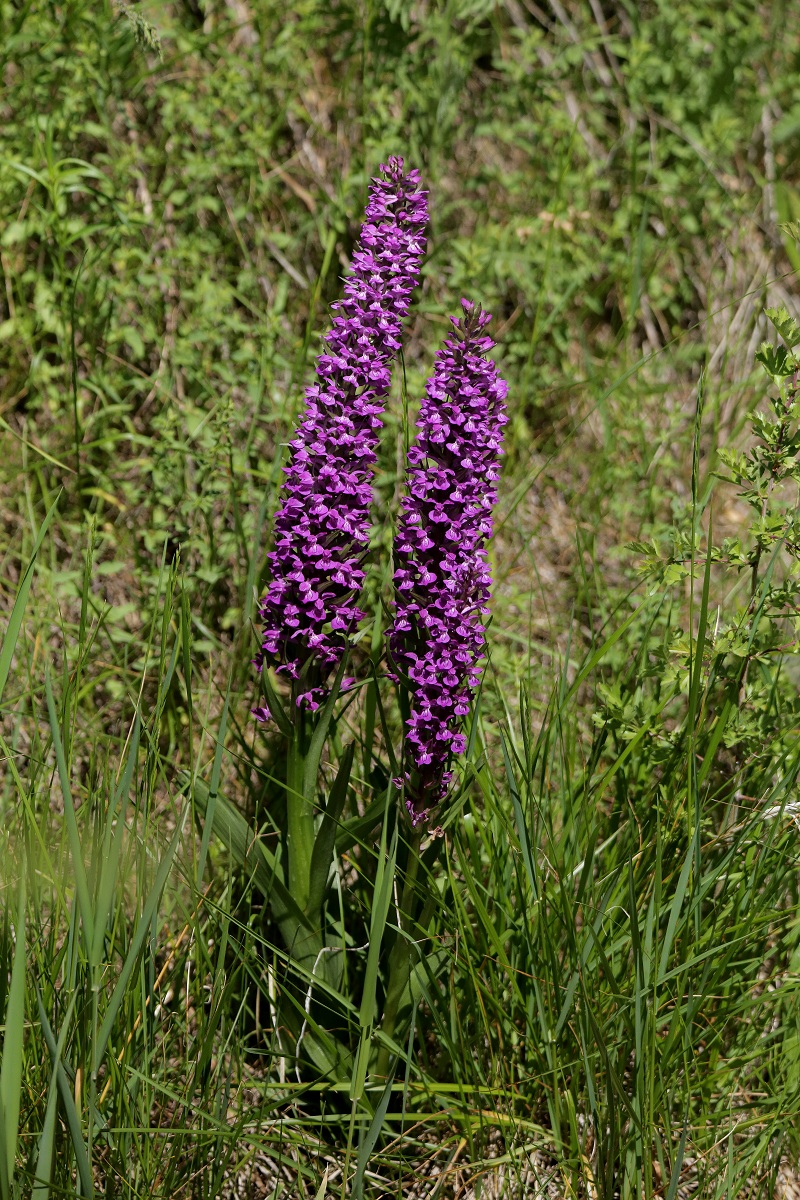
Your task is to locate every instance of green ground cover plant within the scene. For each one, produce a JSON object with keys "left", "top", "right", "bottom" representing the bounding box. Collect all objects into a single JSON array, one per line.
[{"left": 3, "top": 1, "right": 800, "bottom": 1196}]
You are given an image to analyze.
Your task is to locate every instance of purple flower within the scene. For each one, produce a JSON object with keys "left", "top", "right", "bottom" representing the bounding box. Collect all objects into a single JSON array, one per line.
[
  {"left": 255, "top": 159, "right": 428, "bottom": 711},
  {"left": 389, "top": 300, "right": 508, "bottom": 825}
]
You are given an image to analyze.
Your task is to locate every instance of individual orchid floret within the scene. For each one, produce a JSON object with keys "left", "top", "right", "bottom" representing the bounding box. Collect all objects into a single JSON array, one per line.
[
  {"left": 389, "top": 300, "right": 508, "bottom": 825},
  {"left": 255, "top": 158, "right": 428, "bottom": 714}
]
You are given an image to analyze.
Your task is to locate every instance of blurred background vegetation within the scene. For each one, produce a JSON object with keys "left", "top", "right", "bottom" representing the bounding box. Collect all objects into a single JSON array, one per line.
[{"left": 3, "top": 1, "right": 800, "bottom": 1196}]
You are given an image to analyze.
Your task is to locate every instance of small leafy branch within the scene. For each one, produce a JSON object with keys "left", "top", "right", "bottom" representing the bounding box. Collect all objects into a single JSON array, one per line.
[
  {"left": 717, "top": 307, "right": 800, "bottom": 592},
  {"left": 113, "top": 1, "right": 162, "bottom": 58},
  {"left": 624, "top": 305, "right": 800, "bottom": 764}
]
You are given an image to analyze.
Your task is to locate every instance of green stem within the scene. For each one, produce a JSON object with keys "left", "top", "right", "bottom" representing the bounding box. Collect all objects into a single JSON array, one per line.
[
  {"left": 375, "top": 828, "right": 423, "bottom": 1080},
  {"left": 283, "top": 716, "right": 323, "bottom": 976},
  {"left": 286, "top": 716, "right": 314, "bottom": 911}
]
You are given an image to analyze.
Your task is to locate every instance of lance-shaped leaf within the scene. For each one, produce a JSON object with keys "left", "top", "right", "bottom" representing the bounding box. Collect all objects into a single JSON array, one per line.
[
  {"left": 302, "top": 653, "right": 350, "bottom": 801},
  {"left": 188, "top": 775, "right": 315, "bottom": 949},
  {"left": 306, "top": 742, "right": 354, "bottom": 918}
]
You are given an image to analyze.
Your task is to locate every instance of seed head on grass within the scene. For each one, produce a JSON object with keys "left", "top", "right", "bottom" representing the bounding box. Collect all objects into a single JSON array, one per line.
[
  {"left": 389, "top": 300, "right": 508, "bottom": 824},
  {"left": 254, "top": 158, "right": 428, "bottom": 714}
]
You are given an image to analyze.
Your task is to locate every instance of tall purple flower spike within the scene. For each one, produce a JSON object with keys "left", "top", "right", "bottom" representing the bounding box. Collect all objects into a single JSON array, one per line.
[
  {"left": 255, "top": 159, "right": 428, "bottom": 713},
  {"left": 389, "top": 301, "right": 508, "bottom": 825}
]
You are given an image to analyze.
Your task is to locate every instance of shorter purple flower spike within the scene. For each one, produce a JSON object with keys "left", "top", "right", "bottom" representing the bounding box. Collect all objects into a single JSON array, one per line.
[
  {"left": 389, "top": 300, "right": 508, "bottom": 826},
  {"left": 255, "top": 159, "right": 428, "bottom": 713}
]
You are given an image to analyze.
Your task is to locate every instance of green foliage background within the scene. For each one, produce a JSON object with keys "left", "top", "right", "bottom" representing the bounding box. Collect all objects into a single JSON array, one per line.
[{"left": 3, "top": 1, "right": 800, "bottom": 1196}]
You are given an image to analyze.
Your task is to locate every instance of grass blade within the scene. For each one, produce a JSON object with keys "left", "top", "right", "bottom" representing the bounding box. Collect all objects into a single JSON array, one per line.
[
  {"left": 32, "top": 993, "right": 78, "bottom": 1200},
  {"left": 36, "top": 993, "right": 93, "bottom": 1196},
  {"left": 0, "top": 492, "right": 60, "bottom": 707},
  {"left": 189, "top": 775, "right": 313, "bottom": 938},
  {"left": 45, "top": 666, "right": 95, "bottom": 953},
  {"left": 352, "top": 1072, "right": 395, "bottom": 1200},
  {"left": 0, "top": 878, "right": 26, "bottom": 1196},
  {"left": 94, "top": 805, "right": 187, "bottom": 1075},
  {"left": 90, "top": 714, "right": 141, "bottom": 969},
  {"left": 196, "top": 683, "right": 230, "bottom": 887}
]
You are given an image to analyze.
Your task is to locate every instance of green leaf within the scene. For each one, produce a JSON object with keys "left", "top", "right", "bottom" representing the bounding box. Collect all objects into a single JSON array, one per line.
[
  {"left": 36, "top": 994, "right": 93, "bottom": 1197},
  {"left": 45, "top": 667, "right": 96, "bottom": 954},
  {"left": 258, "top": 665, "right": 294, "bottom": 738},
  {"left": 501, "top": 731, "right": 538, "bottom": 901},
  {"left": 398, "top": 947, "right": 449, "bottom": 1023},
  {"left": 306, "top": 742, "right": 354, "bottom": 918},
  {"left": 334, "top": 795, "right": 385, "bottom": 855},
  {"left": 31, "top": 1067, "right": 59, "bottom": 1200},
  {"left": 352, "top": 1071, "right": 396, "bottom": 1200},
  {"left": 91, "top": 714, "right": 141, "bottom": 969},
  {"left": 94, "top": 806, "right": 187, "bottom": 1073},
  {"left": 303, "top": 653, "right": 350, "bottom": 801},
  {"left": 0, "top": 878, "right": 26, "bottom": 1197},
  {"left": 196, "top": 682, "right": 230, "bottom": 886},
  {"left": 755, "top": 340, "right": 791, "bottom": 380},
  {"left": 188, "top": 774, "right": 314, "bottom": 940},
  {"left": 765, "top": 305, "right": 800, "bottom": 349},
  {"left": 657, "top": 840, "right": 694, "bottom": 986},
  {"left": 666, "top": 1121, "right": 689, "bottom": 1200},
  {"left": 32, "top": 994, "right": 79, "bottom": 1200},
  {"left": 352, "top": 790, "right": 396, "bottom": 1103}
]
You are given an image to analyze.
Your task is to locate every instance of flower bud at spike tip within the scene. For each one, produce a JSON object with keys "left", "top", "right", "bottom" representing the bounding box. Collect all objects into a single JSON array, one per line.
[
  {"left": 255, "top": 159, "right": 428, "bottom": 713},
  {"left": 389, "top": 300, "right": 508, "bottom": 825}
]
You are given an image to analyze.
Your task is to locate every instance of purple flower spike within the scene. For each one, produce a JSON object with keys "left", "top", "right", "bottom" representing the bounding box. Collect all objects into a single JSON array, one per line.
[
  {"left": 255, "top": 159, "right": 428, "bottom": 709},
  {"left": 389, "top": 300, "right": 508, "bottom": 825}
]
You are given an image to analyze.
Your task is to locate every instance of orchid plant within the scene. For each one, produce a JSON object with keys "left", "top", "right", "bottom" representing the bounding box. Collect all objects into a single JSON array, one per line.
[{"left": 241, "top": 158, "right": 506, "bottom": 1088}]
